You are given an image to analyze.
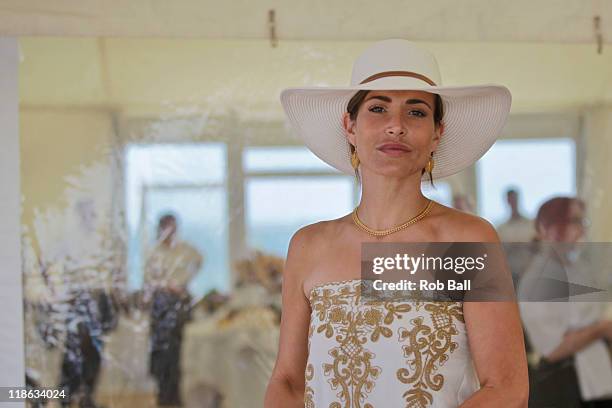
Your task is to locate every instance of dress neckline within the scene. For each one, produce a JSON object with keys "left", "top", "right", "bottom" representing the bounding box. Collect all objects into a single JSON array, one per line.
[{"left": 307, "top": 278, "right": 361, "bottom": 300}]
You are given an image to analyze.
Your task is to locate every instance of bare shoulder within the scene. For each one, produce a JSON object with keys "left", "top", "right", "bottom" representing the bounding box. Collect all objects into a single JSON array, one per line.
[
  {"left": 286, "top": 216, "right": 349, "bottom": 274},
  {"left": 428, "top": 202, "right": 500, "bottom": 242},
  {"left": 289, "top": 217, "right": 346, "bottom": 252}
]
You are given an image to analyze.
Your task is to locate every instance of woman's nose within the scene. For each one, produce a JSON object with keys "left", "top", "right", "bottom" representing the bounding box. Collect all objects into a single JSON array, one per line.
[{"left": 385, "top": 115, "right": 406, "bottom": 137}]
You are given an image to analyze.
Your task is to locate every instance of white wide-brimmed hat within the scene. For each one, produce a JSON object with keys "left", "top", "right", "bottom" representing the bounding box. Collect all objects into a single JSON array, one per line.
[{"left": 280, "top": 39, "right": 511, "bottom": 180}]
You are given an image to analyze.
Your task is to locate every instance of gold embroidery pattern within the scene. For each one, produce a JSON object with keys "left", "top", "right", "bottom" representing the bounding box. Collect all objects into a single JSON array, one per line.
[
  {"left": 396, "top": 302, "right": 464, "bottom": 408},
  {"left": 310, "top": 281, "right": 413, "bottom": 408},
  {"left": 305, "top": 363, "right": 316, "bottom": 408}
]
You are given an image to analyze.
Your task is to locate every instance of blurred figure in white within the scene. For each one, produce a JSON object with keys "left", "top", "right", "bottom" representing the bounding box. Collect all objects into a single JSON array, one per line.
[
  {"left": 144, "top": 213, "right": 203, "bottom": 407},
  {"left": 497, "top": 188, "right": 535, "bottom": 286},
  {"left": 518, "top": 197, "right": 612, "bottom": 407},
  {"left": 497, "top": 188, "right": 534, "bottom": 242}
]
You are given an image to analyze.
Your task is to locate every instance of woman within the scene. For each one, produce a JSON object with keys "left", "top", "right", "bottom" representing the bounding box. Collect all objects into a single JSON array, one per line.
[
  {"left": 265, "top": 39, "right": 528, "bottom": 407},
  {"left": 519, "top": 197, "right": 612, "bottom": 407}
]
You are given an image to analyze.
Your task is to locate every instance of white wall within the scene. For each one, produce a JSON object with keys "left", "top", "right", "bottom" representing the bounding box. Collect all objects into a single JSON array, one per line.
[{"left": 0, "top": 36, "right": 25, "bottom": 407}]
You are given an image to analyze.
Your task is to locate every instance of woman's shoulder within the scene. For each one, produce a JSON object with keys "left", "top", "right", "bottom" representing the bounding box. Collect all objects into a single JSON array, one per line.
[
  {"left": 285, "top": 217, "right": 352, "bottom": 291},
  {"left": 428, "top": 201, "right": 499, "bottom": 242},
  {"left": 289, "top": 215, "right": 351, "bottom": 250}
]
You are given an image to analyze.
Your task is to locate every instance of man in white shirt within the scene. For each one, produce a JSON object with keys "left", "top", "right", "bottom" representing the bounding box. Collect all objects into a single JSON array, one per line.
[
  {"left": 497, "top": 188, "right": 535, "bottom": 287},
  {"left": 144, "top": 213, "right": 203, "bottom": 407},
  {"left": 497, "top": 188, "right": 534, "bottom": 243}
]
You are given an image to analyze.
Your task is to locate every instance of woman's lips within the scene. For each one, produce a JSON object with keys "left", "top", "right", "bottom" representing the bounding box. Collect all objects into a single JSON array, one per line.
[{"left": 377, "top": 143, "right": 412, "bottom": 157}]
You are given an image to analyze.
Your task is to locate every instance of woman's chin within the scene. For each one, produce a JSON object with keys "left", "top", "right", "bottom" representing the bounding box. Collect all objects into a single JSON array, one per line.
[{"left": 361, "top": 164, "right": 423, "bottom": 180}]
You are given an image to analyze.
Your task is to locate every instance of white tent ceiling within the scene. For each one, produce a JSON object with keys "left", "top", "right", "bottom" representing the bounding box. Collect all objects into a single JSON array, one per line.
[
  {"left": 9, "top": 1, "right": 612, "bottom": 118},
  {"left": 1, "top": 0, "right": 611, "bottom": 43},
  {"left": 18, "top": 38, "right": 612, "bottom": 118}
]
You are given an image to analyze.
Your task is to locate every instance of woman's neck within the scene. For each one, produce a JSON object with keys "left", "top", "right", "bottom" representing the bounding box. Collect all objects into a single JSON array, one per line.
[{"left": 356, "top": 170, "right": 429, "bottom": 230}]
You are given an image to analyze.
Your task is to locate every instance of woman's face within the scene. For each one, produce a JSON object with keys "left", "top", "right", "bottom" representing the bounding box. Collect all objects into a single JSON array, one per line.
[
  {"left": 539, "top": 201, "right": 586, "bottom": 243},
  {"left": 343, "top": 90, "right": 443, "bottom": 178}
]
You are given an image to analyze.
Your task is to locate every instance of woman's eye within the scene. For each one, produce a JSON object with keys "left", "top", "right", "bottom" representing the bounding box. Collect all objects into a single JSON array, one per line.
[
  {"left": 408, "top": 110, "right": 426, "bottom": 117},
  {"left": 368, "top": 105, "right": 386, "bottom": 113}
]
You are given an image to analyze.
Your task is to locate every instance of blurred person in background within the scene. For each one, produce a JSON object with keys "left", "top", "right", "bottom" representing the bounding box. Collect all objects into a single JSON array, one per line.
[
  {"left": 518, "top": 196, "right": 612, "bottom": 407},
  {"left": 497, "top": 188, "right": 533, "bottom": 242},
  {"left": 41, "top": 198, "right": 121, "bottom": 408},
  {"left": 144, "top": 213, "right": 203, "bottom": 406},
  {"left": 497, "top": 188, "right": 535, "bottom": 287}
]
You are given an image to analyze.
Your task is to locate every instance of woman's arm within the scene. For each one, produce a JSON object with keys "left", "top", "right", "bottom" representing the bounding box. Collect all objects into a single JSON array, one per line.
[
  {"left": 264, "top": 227, "right": 314, "bottom": 407},
  {"left": 461, "top": 301, "right": 529, "bottom": 407},
  {"left": 458, "top": 219, "right": 529, "bottom": 408},
  {"left": 545, "top": 320, "right": 612, "bottom": 363}
]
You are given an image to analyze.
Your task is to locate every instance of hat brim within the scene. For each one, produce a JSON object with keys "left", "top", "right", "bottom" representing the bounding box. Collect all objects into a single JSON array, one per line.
[{"left": 280, "top": 82, "right": 511, "bottom": 181}]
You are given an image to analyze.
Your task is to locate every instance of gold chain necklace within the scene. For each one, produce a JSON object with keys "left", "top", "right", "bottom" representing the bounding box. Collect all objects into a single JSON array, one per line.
[{"left": 351, "top": 199, "right": 433, "bottom": 237}]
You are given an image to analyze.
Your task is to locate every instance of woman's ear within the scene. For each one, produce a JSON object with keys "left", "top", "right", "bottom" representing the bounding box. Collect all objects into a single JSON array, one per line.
[
  {"left": 342, "top": 112, "right": 357, "bottom": 147},
  {"left": 431, "top": 122, "right": 444, "bottom": 151}
]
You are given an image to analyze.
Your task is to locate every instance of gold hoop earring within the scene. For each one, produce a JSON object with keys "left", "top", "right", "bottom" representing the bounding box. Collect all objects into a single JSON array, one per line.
[
  {"left": 425, "top": 155, "right": 434, "bottom": 175},
  {"left": 350, "top": 149, "right": 360, "bottom": 170}
]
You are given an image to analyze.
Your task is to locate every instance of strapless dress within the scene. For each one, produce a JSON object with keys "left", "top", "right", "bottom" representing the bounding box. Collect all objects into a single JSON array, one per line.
[{"left": 305, "top": 279, "right": 479, "bottom": 408}]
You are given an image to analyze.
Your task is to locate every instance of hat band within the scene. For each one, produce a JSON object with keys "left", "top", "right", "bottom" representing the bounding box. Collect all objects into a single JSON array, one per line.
[{"left": 359, "top": 71, "right": 437, "bottom": 86}]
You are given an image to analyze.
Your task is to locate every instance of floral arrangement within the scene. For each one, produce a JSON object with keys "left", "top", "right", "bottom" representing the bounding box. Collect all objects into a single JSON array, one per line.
[{"left": 233, "top": 250, "right": 284, "bottom": 293}]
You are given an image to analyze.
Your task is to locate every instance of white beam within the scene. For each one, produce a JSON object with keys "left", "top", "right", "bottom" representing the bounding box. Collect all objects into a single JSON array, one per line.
[{"left": 0, "top": 36, "right": 24, "bottom": 407}]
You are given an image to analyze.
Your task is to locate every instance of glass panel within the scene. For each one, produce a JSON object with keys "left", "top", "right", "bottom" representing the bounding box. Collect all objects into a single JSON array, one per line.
[
  {"left": 476, "top": 138, "right": 576, "bottom": 225},
  {"left": 246, "top": 176, "right": 354, "bottom": 256},
  {"left": 19, "top": 35, "right": 605, "bottom": 408}
]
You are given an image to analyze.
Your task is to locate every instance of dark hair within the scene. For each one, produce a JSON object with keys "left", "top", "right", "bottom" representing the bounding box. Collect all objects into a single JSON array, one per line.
[
  {"left": 158, "top": 213, "right": 177, "bottom": 229},
  {"left": 346, "top": 90, "right": 444, "bottom": 185},
  {"left": 535, "top": 196, "right": 585, "bottom": 238},
  {"left": 347, "top": 90, "right": 444, "bottom": 125}
]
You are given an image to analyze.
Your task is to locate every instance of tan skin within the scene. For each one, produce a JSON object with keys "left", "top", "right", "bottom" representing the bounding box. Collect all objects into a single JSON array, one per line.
[
  {"left": 264, "top": 90, "right": 529, "bottom": 407},
  {"left": 535, "top": 202, "right": 612, "bottom": 363}
]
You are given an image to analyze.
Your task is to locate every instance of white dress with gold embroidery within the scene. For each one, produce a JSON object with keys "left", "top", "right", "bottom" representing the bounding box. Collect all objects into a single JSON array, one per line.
[{"left": 305, "top": 280, "right": 479, "bottom": 408}]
